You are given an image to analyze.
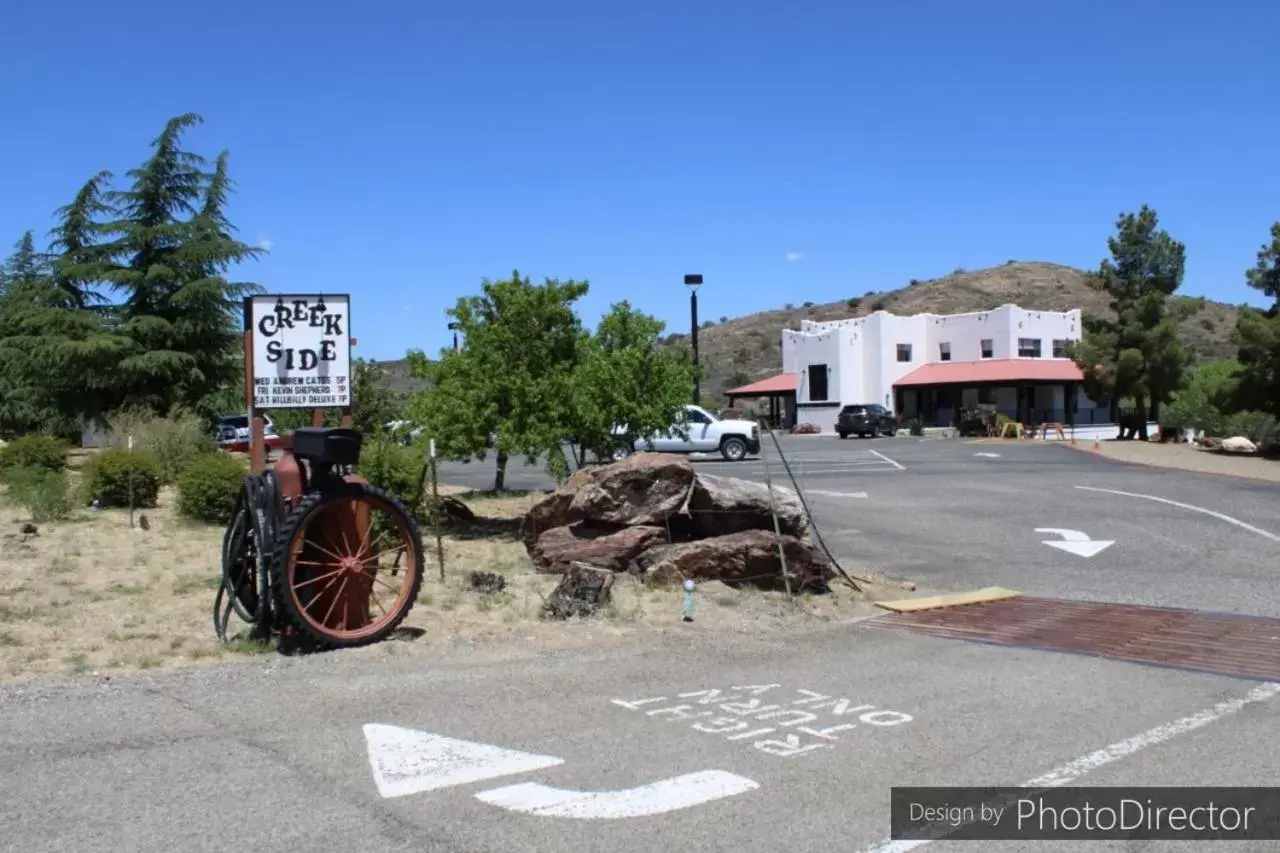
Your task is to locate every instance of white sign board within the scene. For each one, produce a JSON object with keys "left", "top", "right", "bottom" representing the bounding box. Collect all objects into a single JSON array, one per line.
[{"left": 248, "top": 294, "right": 351, "bottom": 409}]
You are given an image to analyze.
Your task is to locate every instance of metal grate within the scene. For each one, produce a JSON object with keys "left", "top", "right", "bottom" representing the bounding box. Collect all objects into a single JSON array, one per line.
[{"left": 869, "top": 596, "right": 1280, "bottom": 683}]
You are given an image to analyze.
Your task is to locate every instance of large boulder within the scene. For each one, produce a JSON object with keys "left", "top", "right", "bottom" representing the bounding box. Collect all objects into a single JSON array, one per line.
[
  {"left": 521, "top": 466, "right": 607, "bottom": 547},
  {"left": 633, "top": 529, "right": 832, "bottom": 592},
  {"left": 568, "top": 453, "right": 695, "bottom": 526},
  {"left": 687, "top": 472, "right": 808, "bottom": 539},
  {"left": 529, "top": 523, "right": 668, "bottom": 573},
  {"left": 1221, "top": 436, "right": 1258, "bottom": 453}
]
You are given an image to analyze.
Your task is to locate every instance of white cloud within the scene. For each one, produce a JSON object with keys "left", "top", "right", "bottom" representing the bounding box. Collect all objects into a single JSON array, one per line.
[
  {"left": 257, "top": 235, "right": 274, "bottom": 251},
  {"left": 786, "top": 251, "right": 804, "bottom": 262}
]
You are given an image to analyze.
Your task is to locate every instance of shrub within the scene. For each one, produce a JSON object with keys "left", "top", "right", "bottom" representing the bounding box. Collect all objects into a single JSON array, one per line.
[
  {"left": 0, "top": 435, "right": 69, "bottom": 481},
  {"left": 103, "top": 406, "right": 217, "bottom": 485},
  {"left": 177, "top": 452, "right": 248, "bottom": 524},
  {"left": 358, "top": 440, "right": 425, "bottom": 511},
  {"left": 81, "top": 448, "right": 161, "bottom": 509},
  {"left": 908, "top": 417, "right": 925, "bottom": 437},
  {"left": 3, "top": 465, "right": 73, "bottom": 521},
  {"left": 1227, "top": 411, "right": 1278, "bottom": 450}
]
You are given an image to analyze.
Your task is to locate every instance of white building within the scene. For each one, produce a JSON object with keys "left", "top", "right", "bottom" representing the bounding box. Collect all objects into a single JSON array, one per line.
[{"left": 727, "top": 304, "right": 1109, "bottom": 433}]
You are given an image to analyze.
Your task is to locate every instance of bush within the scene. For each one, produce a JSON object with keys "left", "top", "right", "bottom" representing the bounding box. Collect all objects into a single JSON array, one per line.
[
  {"left": 358, "top": 440, "right": 424, "bottom": 511},
  {"left": 1227, "top": 411, "right": 1278, "bottom": 450},
  {"left": 81, "top": 448, "right": 161, "bottom": 509},
  {"left": 0, "top": 435, "right": 69, "bottom": 481},
  {"left": 908, "top": 417, "right": 925, "bottom": 437},
  {"left": 102, "top": 407, "right": 217, "bottom": 485},
  {"left": 177, "top": 453, "right": 248, "bottom": 524},
  {"left": 2, "top": 465, "right": 73, "bottom": 521}
]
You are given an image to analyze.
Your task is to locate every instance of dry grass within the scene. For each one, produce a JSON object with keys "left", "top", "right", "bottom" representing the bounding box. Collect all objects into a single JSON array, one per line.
[
  {"left": 0, "top": 482, "right": 876, "bottom": 684},
  {"left": 665, "top": 261, "right": 1242, "bottom": 399}
]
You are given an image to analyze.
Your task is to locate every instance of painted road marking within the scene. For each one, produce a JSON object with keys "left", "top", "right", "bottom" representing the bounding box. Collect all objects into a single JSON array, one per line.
[
  {"left": 807, "top": 490, "right": 869, "bottom": 499},
  {"left": 973, "top": 452, "right": 1001, "bottom": 458},
  {"left": 1074, "top": 486, "right": 1280, "bottom": 544},
  {"left": 475, "top": 770, "right": 759, "bottom": 819},
  {"left": 857, "top": 681, "right": 1280, "bottom": 853},
  {"left": 1035, "top": 527, "right": 1114, "bottom": 558},
  {"left": 869, "top": 449, "right": 905, "bottom": 470},
  {"left": 363, "top": 724, "right": 564, "bottom": 798},
  {"left": 613, "top": 685, "right": 913, "bottom": 759}
]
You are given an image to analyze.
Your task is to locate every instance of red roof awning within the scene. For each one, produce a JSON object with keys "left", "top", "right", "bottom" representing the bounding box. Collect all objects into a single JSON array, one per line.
[
  {"left": 893, "top": 359, "right": 1084, "bottom": 388},
  {"left": 725, "top": 372, "right": 798, "bottom": 396}
]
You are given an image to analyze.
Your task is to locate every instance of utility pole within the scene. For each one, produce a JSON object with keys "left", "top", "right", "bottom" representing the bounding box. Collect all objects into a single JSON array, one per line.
[{"left": 685, "top": 274, "right": 702, "bottom": 405}]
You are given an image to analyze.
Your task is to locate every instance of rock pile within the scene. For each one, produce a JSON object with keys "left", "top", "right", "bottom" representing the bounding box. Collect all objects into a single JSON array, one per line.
[{"left": 520, "top": 453, "right": 834, "bottom": 592}]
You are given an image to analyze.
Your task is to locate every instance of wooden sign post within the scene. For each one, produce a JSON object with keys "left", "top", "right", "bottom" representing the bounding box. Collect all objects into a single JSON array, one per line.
[{"left": 243, "top": 294, "right": 354, "bottom": 473}]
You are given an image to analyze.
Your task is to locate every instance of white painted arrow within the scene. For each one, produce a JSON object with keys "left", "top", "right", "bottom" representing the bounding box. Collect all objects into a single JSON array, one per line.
[
  {"left": 973, "top": 452, "right": 1001, "bottom": 458},
  {"left": 475, "top": 770, "right": 759, "bottom": 819},
  {"left": 364, "top": 724, "right": 564, "bottom": 798},
  {"left": 807, "top": 489, "right": 868, "bottom": 498},
  {"left": 1035, "top": 528, "right": 1115, "bottom": 558}
]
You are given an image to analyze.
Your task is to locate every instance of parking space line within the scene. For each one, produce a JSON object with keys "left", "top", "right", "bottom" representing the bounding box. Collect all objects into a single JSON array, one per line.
[
  {"left": 867, "top": 449, "right": 905, "bottom": 470},
  {"left": 858, "top": 681, "right": 1280, "bottom": 852}
]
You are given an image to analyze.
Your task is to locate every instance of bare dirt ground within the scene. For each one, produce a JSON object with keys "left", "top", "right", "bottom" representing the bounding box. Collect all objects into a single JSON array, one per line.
[
  {"left": 0, "top": 481, "right": 886, "bottom": 685},
  {"left": 1082, "top": 440, "right": 1280, "bottom": 482}
]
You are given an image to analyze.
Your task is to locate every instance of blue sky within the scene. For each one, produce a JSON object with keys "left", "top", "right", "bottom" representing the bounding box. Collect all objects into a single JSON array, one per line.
[{"left": 3, "top": 0, "right": 1278, "bottom": 361}]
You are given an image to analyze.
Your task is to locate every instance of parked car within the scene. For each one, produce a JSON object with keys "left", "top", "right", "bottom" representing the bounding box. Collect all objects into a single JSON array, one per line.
[
  {"left": 217, "top": 414, "right": 283, "bottom": 453},
  {"left": 836, "top": 404, "right": 897, "bottom": 439},
  {"left": 612, "top": 404, "right": 761, "bottom": 462}
]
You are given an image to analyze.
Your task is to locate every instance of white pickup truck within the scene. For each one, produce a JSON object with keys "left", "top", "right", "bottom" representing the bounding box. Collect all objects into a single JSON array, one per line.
[{"left": 612, "top": 404, "right": 762, "bottom": 462}]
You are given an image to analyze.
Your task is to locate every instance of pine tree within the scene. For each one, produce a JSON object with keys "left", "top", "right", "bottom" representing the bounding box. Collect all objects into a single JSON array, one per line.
[
  {"left": 101, "top": 114, "right": 264, "bottom": 416},
  {"left": 1233, "top": 222, "right": 1280, "bottom": 418},
  {"left": 46, "top": 171, "right": 114, "bottom": 310},
  {"left": 1072, "top": 206, "right": 1191, "bottom": 439}
]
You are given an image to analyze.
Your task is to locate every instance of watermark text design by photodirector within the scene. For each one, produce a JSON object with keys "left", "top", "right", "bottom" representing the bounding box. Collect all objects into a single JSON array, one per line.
[{"left": 891, "top": 787, "right": 1280, "bottom": 841}]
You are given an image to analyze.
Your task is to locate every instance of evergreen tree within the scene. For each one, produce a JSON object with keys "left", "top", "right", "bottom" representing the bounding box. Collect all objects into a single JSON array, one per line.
[
  {"left": 101, "top": 113, "right": 264, "bottom": 416},
  {"left": 46, "top": 171, "right": 114, "bottom": 310},
  {"left": 1233, "top": 222, "right": 1280, "bottom": 417},
  {"left": 0, "top": 232, "right": 50, "bottom": 295},
  {"left": 1071, "top": 206, "right": 1191, "bottom": 439}
]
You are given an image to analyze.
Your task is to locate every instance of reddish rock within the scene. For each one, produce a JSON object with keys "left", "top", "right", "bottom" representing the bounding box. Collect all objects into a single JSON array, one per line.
[
  {"left": 568, "top": 453, "right": 694, "bottom": 526},
  {"left": 687, "top": 472, "right": 808, "bottom": 539},
  {"left": 530, "top": 523, "right": 668, "bottom": 573},
  {"left": 520, "top": 466, "right": 606, "bottom": 547},
  {"left": 633, "top": 529, "right": 832, "bottom": 591}
]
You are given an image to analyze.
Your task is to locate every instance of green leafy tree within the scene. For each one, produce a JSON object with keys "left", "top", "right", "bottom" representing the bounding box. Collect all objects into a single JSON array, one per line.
[
  {"left": 1162, "top": 359, "right": 1242, "bottom": 437},
  {"left": 563, "top": 301, "right": 695, "bottom": 467},
  {"left": 100, "top": 113, "right": 264, "bottom": 417},
  {"left": 351, "top": 358, "right": 408, "bottom": 436},
  {"left": 1233, "top": 222, "right": 1280, "bottom": 418},
  {"left": 1071, "top": 206, "right": 1191, "bottom": 439},
  {"left": 406, "top": 271, "right": 587, "bottom": 491}
]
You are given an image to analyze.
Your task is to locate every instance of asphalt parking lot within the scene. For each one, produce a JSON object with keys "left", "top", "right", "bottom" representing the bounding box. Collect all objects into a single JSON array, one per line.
[{"left": 3, "top": 435, "right": 1279, "bottom": 852}]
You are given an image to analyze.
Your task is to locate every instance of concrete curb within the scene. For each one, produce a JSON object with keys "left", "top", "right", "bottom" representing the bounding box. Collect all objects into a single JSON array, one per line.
[{"left": 1064, "top": 441, "right": 1280, "bottom": 486}]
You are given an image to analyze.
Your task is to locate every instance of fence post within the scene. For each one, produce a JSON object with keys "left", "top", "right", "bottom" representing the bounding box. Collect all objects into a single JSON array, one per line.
[
  {"left": 755, "top": 419, "right": 793, "bottom": 600},
  {"left": 429, "top": 439, "right": 445, "bottom": 581}
]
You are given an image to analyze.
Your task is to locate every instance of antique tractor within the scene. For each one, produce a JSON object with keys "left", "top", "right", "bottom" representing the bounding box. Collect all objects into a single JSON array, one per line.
[{"left": 214, "top": 426, "right": 424, "bottom": 648}]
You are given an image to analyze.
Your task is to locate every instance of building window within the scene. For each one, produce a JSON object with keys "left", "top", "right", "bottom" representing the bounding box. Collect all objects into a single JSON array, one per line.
[
  {"left": 978, "top": 387, "right": 995, "bottom": 404},
  {"left": 807, "top": 363, "right": 829, "bottom": 402},
  {"left": 980, "top": 338, "right": 993, "bottom": 359},
  {"left": 897, "top": 344, "right": 912, "bottom": 362},
  {"left": 1052, "top": 338, "right": 1068, "bottom": 358},
  {"left": 939, "top": 342, "right": 951, "bottom": 362},
  {"left": 1018, "top": 338, "right": 1042, "bottom": 358}
]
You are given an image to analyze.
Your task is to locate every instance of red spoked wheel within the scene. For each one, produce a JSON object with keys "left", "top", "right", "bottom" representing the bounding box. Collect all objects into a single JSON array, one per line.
[{"left": 272, "top": 481, "right": 424, "bottom": 649}]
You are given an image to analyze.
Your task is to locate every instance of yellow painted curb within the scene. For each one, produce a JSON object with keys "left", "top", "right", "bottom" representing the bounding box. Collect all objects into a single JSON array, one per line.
[{"left": 875, "top": 586, "right": 1022, "bottom": 613}]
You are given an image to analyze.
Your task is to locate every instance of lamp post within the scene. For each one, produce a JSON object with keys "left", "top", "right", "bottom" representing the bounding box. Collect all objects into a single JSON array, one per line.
[
  {"left": 448, "top": 321, "right": 460, "bottom": 351},
  {"left": 684, "top": 274, "right": 702, "bottom": 405}
]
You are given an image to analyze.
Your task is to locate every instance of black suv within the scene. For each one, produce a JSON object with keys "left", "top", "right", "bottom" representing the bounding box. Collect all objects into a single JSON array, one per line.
[{"left": 837, "top": 404, "right": 896, "bottom": 438}]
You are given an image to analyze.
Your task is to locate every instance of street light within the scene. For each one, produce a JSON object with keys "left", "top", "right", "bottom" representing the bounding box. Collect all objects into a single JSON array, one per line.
[
  {"left": 448, "top": 321, "right": 461, "bottom": 351},
  {"left": 684, "top": 274, "right": 703, "bottom": 405}
]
